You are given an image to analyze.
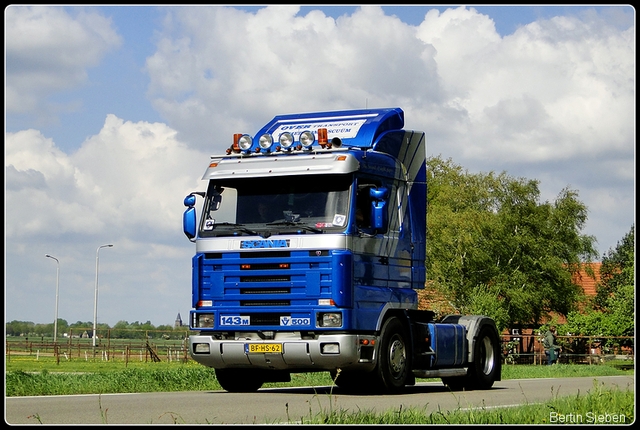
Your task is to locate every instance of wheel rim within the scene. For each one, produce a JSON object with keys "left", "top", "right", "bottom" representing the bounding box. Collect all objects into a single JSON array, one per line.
[
  {"left": 479, "top": 336, "right": 495, "bottom": 375},
  {"left": 388, "top": 336, "right": 406, "bottom": 375}
]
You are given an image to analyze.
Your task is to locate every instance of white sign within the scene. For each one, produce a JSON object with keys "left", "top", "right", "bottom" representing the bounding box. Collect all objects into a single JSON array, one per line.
[
  {"left": 220, "top": 315, "right": 250, "bottom": 326},
  {"left": 271, "top": 119, "right": 367, "bottom": 140},
  {"left": 280, "top": 316, "right": 310, "bottom": 326}
]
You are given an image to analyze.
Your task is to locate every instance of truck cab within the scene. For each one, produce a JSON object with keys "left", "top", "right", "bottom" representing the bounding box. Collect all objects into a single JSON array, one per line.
[{"left": 183, "top": 108, "right": 500, "bottom": 392}]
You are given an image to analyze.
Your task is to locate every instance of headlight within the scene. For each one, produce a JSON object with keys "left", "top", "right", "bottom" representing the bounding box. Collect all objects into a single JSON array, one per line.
[
  {"left": 238, "top": 134, "right": 253, "bottom": 151},
  {"left": 317, "top": 312, "right": 342, "bottom": 328},
  {"left": 299, "top": 131, "right": 315, "bottom": 147},
  {"left": 196, "top": 313, "right": 215, "bottom": 328},
  {"left": 258, "top": 134, "right": 273, "bottom": 150},
  {"left": 279, "top": 132, "right": 294, "bottom": 149}
]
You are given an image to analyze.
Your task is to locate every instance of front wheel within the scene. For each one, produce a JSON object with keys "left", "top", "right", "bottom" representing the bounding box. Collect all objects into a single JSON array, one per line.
[
  {"left": 215, "top": 368, "right": 264, "bottom": 392},
  {"left": 372, "top": 317, "right": 411, "bottom": 392}
]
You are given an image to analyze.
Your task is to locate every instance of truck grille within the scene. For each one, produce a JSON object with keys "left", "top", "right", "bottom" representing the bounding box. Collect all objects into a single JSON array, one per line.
[
  {"left": 241, "top": 288, "right": 290, "bottom": 295},
  {"left": 198, "top": 250, "right": 332, "bottom": 316},
  {"left": 241, "top": 300, "right": 291, "bottom": 307}
]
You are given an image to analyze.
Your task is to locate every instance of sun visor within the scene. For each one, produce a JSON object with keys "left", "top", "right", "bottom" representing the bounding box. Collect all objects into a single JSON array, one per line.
[{"left": 202, "top": 153, "right": 359, "bottom": 180}]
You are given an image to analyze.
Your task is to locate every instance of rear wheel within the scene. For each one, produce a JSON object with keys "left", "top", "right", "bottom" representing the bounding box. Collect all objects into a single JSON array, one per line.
[
  {"left": 467, "top": 326, "right": 500, "bottom": 390},
  {"left": 215, "top": 368, "right": 264, "bottom": 392}
]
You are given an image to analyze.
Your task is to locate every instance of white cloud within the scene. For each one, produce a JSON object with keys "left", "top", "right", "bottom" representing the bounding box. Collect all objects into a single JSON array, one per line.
[
  {"left": 145, "top": 5, "right": 633, "bottom": 175},
  {"left": 5, "top": 115, "right": 206, "bottom": 239},
  {"left": 415, "top": 7, "right": 634, "bottom": 164},
  {"left": 146, "top": 5, "right": 440, "bottom": 151},
  {"left": 5, "top": 6, "right": 122, "bottom": 115}
]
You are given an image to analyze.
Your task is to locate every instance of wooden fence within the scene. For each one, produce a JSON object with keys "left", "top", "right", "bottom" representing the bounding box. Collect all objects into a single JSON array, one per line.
[
  {"left": 501, "top": 334, "right": 634, "bottom": 366},
  {"left": 6, "top": 329, "right": 190, "bottom": 365}
]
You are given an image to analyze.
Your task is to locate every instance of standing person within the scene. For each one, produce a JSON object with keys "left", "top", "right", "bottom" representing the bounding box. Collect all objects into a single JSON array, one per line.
[{"left": 543, "top": 325, "right": 562, "bottom": 365}]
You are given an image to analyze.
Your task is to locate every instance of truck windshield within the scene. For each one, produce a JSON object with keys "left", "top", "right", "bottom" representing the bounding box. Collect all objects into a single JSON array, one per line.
[{"left": 200, "top": 174, "right": 352, "bottom": 236}]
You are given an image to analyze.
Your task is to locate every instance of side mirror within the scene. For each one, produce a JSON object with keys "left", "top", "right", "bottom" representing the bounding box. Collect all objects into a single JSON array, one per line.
[
  {"left": 370, "top": 187, "right": 388, "bottom": 233},
  {"left": 183, "top": 207, "right": 197, "bottom": 240},
  {"left": 184, "top": 194, "right": 197, "bottom": 207},
  {"left": 183, "top": 193, "right": 203, "bottom": 241}
]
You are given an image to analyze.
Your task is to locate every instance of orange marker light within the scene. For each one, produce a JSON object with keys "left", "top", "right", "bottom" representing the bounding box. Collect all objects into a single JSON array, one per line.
[{"left": 318, "top": 128, "right": 328, "bottom": 148}]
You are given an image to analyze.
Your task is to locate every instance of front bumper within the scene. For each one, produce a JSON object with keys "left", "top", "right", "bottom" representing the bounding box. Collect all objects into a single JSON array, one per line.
[{"left": 189, "top": 331, "right": 377, "bottom": 372}]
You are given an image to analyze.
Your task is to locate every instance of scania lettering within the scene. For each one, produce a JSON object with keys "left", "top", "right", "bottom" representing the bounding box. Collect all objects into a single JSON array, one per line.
[
  {"left": 241, "top": 239, "right": 290, "bottom": 249},
  {"left": 183, "top": 108, "right": 501, "bottom": 393}
]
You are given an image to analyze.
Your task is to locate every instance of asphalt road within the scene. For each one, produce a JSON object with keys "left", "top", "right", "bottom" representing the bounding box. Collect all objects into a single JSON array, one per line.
[{"left": 5, "top": 375, "right": 634, "bottom": 424}]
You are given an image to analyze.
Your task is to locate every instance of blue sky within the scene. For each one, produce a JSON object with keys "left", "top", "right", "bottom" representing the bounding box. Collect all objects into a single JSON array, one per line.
[{"left": 5, "top": 5, "right": 635, "bottom": 327}]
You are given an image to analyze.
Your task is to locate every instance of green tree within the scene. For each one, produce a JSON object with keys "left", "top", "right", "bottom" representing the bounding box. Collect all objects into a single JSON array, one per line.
[
  {"left": 594, "top": 225, "right": 635, "bottom": 311},
  {"left": 5, "top": 320, "right": 35, "bottom": 336},
  {"left": 112, "top": 320, "right": 129, "bottom": 338},
  {"left": 425, "top": 156, "right": 597, "bottom": 331},
  {"left": 566, "top": 225, "right": 635, "bottom": 351}
]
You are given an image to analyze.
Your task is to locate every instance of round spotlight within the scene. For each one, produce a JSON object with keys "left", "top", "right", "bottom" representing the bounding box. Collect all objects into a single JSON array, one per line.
[
  {"left": 279, "top": 132, "right": 294, "bottom": 149},
  {"left": 299, "top": 131, "right": 315, "bottom": 148},
  {"left": 237, "top": 134, "right": 253, "bottom": 151},
  {"left": 258, "top": 134, "right": 273, "bottom": 150}
]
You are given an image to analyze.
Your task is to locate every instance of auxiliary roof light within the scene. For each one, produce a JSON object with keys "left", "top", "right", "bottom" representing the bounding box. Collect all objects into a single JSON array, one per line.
[
  {"left": 279, "top": 132, "right": 294, "bottom": 149},
  {"left": 299, "top": 131, "right": 315, "bottom": 148},
  {"left": 227, "top": 133, "right": 243, "bottom": 154},
  {"left": 318, "top": 128, "right": 329, "bottom": 148},
  {"left": 258, "top": 134, "right": 273, "bottom": 151},
  {"left": 238, "top": 134, "right": 253, "bottom": 151}
]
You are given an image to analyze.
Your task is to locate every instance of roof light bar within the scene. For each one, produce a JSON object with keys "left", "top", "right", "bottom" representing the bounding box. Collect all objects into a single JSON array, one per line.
[{"left": 225, "top": 127, "right": 348, "bottom": 156}]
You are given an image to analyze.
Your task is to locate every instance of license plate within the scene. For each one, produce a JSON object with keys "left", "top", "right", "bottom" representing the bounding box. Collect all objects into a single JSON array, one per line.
[{"left": 245, "top": 343, "right": 283, "bottom": 354}]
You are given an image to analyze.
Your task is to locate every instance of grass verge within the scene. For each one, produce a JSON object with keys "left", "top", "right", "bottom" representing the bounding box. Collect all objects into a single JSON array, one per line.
[{"left": 296, "top": 380, "right": 634, "bottom": 424}]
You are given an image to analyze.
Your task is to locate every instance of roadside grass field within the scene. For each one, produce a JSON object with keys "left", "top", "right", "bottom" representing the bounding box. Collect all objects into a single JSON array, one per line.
[{"left": 5, "top": 356, "right": 633, "bottom": 396}]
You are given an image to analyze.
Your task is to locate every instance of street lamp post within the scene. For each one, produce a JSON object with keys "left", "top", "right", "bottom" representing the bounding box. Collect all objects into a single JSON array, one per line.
[
  {"left": 93, "top": 244, "right": 113, "bottom": 347},
  {"left": 45, "top": 254, "right": 60, "bottom": 343}
]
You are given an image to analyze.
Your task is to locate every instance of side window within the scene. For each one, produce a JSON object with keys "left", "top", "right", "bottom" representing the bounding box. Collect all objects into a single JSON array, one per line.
[
  {"left": 202, "top": 185, "right": 237, "bottom": 228},
  {"left": 355, "top": 184, "right": 372, "bottom": 229},
  {"left": 355, "top": 179, "right": 388, "bottom": 232}
]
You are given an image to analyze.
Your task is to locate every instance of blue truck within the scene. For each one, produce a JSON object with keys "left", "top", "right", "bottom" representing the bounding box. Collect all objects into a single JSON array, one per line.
[{"left": 183, "top": 108, "right": 501, "bottom": 393}]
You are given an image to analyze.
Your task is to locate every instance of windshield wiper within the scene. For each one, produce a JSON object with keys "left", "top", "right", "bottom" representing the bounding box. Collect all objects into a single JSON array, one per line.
[
  {"left": 266, "top": 221, "right": 323, "bottom": 234},
  {"left": 208, "top": 222, "right": 262, "bottom": 236}
]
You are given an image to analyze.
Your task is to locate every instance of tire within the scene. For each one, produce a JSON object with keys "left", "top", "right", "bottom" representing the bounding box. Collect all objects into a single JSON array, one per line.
[
  {"left": 467, "top": 325, "right": 500, "bottom": 390},
  {"left": 372, "top": 317, "right": 411, "bottom": 392},
  {"left": 215, "top": 368, "right": 264, "bottom": 392}
]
